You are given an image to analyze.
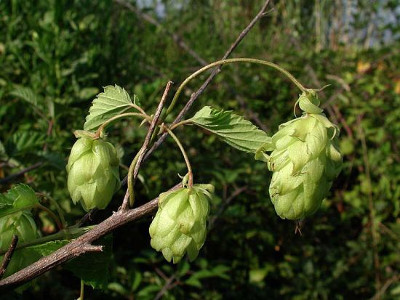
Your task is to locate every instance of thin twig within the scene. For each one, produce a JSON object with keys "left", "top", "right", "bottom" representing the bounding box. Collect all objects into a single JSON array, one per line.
[
  {"left": 76, "top": 208, "right": 98, "bottom": 228},
  {"left": 114, "top": 0, "right": 207, "bottom": 66},
  {"left": 36, "top": 204, "right": 64, "bottom": 231},
  {"left": 154, "top": 274, "right": 176, "bottom": 300},
  {"left": 0, "top": 162, "right": 43, "bottom": 185},
  {"left": 144, "top": 0, "right": 271, "bottom": 161},
  {"left": 370, "top": 275, "right": 400, "bottom": 300},
  {"left": 208, "top": 186, "right": 247, "bottom": 230},
  {"left": 125, "top": 81, "right": 173, "bottom": 208},
  {"left": 116, "top": 0, "right": 270, "bottom": 133},
  {"left": 0, "top": 236, "right": 19, "bottom": 279}
]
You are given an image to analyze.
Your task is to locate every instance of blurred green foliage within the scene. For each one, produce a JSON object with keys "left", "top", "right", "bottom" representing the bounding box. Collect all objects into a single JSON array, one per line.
[{"left": 1, "top": 0, "right": 400, "bottom": 299}]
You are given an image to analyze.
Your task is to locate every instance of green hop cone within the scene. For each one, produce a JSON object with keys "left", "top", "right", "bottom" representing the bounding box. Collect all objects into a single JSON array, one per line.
[
  {"left": 0, "top": 211, "right": 39, "bottom": 252},
  {"left": 66, "top": 133, "right": 120, "bottom": 211},
  {"left": 149, "top": 184, "right": 214, "bottom": 263},
  {"left": 266, "top": 91, "right": 342, "bottom": 220}
]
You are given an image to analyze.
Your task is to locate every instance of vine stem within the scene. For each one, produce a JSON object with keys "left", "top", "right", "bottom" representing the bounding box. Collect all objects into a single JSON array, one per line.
[
  {"left": 126, "top": 81, "right": 173, "bottom": 208},
  {"left": 38, "top": 193, "right": 67, "bottom": 229},
  {"left": 163, "top": 126, "right": 193, "bottom": 187},
  {"left": 79, "top": 280, "right": 85, "bottom": 300},
  {"left": 127, "top": 152, "right": 140, "bottom": 207},
  {"left": 169, "top": 120, "right": 192, "bottom": 131},
  {"left": 95, "top": 112, "right": 151, "bottom": 138},
  {"left": 36, "top": 204, "right": 64, "bottom": 231},
  {"left": 165, "top": 58, "right": 307, "bottom": 116}
]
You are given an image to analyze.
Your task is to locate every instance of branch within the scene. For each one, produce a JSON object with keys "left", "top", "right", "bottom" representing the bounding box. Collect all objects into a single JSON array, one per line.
[
  {"left": 144, "top": 0, "right": 271, "bottom": 161},
  {"left": 0, "top": 236, "right": 19, "bottom": 279},
  {"left": 0, "top": 162, "right": 43, "bottom": 185},
  {"left": 0, "top": 183, "right": 181, "bottom": 291},
  {"left": 125, "top": 81, "right": 173, "bottom": 209},
  {"left": 114, "top": 0, "right": 207, "bottom": 66}
]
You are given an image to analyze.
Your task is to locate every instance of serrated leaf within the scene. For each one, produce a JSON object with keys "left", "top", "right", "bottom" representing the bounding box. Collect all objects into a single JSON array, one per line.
[
  {"left": 65, "top": 235, "right": 113, "bottom": 289},
  {"left": 0, "top": 184, "right": 39, "bottom": 218},
  {"left": 5, "top": 131, "right": 47, "bottom": 157},
  {"left": 0, "top": 194, "right": 13, "bottom": 209},
  {"left": 7, "top": 184, "right": 39, "bottom": 209},
  {"left": 189, "top": 106, "right": 270, "bottom": 153},
  {"left": 10, "top": 86, "right": 42, "bottom": 109},
  {"left": 84, "top": 85, "right": 135, "bottom": 131}
]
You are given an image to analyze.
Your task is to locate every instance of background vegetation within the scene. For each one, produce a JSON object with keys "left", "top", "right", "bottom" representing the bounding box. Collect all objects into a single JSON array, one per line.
[{"left": 1, "top": 0, "right": 399, "bottom": 299}]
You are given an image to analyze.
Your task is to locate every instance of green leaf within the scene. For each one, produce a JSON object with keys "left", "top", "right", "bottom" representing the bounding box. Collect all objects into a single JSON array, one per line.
[
  {"left": 0, "top": 184, "right": 39, "bottom": 218},
  {"left": 185, "top": 277, "right": 202, "bottom": 288},
  {"left": 65, "top": 234, "right": 113, "bottom": 289},
  {"left": 84, "top": 85, "right": 136, "bottom": 131},
  {"left": 7, "top": 184, "right": 39, "bottom": 209},
  {"left": 189, "top": 106, "right": 270, "bottom": 153},
  {"left": 0, "top": 194, "right": 13, "bottom": 209},
  {"left": 6, "top": 131, "right": 47, "bottom": 157},
  {"left": 26, "top": 240, "right": 68, "bottom": 256},
  {"left": 10, "top": 86, "right": 42, "bottom": 109}
]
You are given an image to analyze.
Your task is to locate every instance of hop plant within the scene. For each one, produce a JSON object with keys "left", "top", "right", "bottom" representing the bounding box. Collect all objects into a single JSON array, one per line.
[
  {"left": 0, "top": 211, "right": 39, "bottom": 252},
  {"left": 66, "top": 133, "right": 120, "bottom": 211},
  {"left": 149, "top": 184, "right": 214, "bottom": 263},
  {"left": 262, "top": 91, "right": 342, "bottom": 220}
]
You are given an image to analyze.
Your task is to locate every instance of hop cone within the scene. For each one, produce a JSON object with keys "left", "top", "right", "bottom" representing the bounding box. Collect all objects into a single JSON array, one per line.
[
  {"left": 0, "top": 211, "right": 39, "bottom": 252},
  {"left": 66, "top": 135, "right": 120, "bottom": 211},
  {"left": 149, "top": 184, "right": 214, "bottom": 263},
  {"left": 267, "top": 91, "right": 342, "bottom": 220}
]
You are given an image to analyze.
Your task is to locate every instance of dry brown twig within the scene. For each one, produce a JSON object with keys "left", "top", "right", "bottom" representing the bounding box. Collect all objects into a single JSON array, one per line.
[
  {"left": 0, "top": 236, "right": 19, "bottom": 279},
  {"left": 0, "top": 0, "right": 271, "bottom": 291}
]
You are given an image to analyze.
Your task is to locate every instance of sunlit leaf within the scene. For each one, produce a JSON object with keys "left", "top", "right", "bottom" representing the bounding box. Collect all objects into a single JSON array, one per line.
[
  {"left": 84, "top": 85, "right": 137, "bottom": 131},
  {"left": 190, "top": 106, "right": 270, "bottom": 153}
]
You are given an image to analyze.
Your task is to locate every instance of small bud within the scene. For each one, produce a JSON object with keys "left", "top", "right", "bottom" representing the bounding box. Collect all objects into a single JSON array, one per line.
[
  {"left": 66, "top": 135, "right": 120, "bottom": 211},
  {"left": 149, "top": 184, "right": 214, "bottom": 263},
  {"left": 267, "top": 92, "right": 342, "bottom": 220}
]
